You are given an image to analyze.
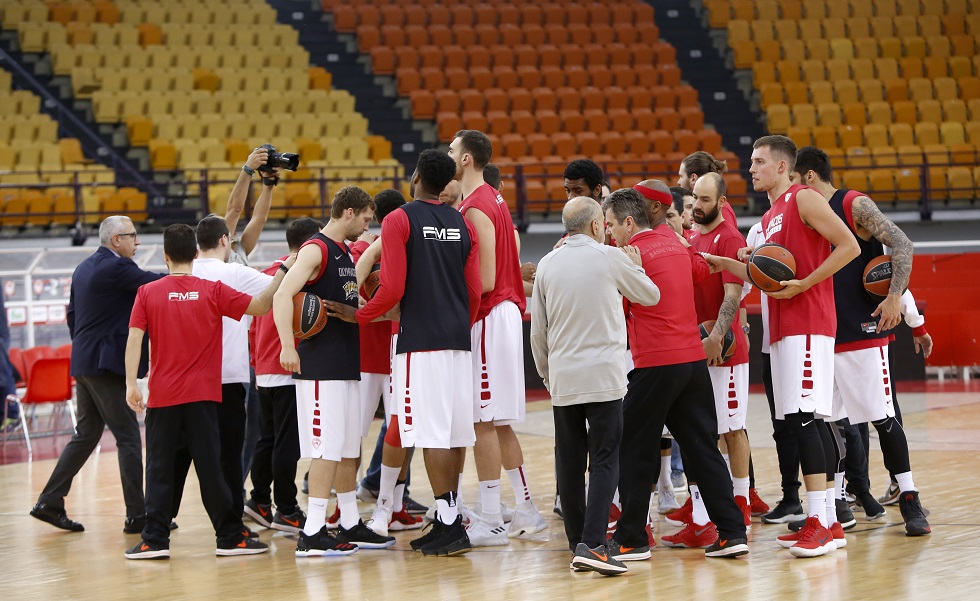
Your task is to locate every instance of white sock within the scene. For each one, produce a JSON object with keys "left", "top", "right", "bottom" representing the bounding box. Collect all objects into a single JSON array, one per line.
[
  {"left": 834, "top": 472, "right": 846, "bottom": 500},
  {"left": 733, "top": 476, "right": 750, "bottom": 501},
  {"left": 807, "top": 490, "right": 827, "bottom": 527},
  {"left": 722, "top": 453, "right": 732, "bottom": 477},
  {"left": 337, "top": 491, "right": 359, "bottom": 530},
  {"left": 505, "top": 465, "right": 532, "bottom": 506},
  {"left": 658, "top": 455, "right": 672, "bottom": 489},
  {"left": 393, "top": 482, "right": 406, "bottom": 513},
  {"left": 826, "top": 488, "right": 838, "bottom": 525},
  {"left": 612, "top": 488, "right": 621, "bottom": 510},
  {"left": 305, "top": 496, "right": 328, "bottom": 536},
  {"left": 436, "top": 494, "right": 459, "bottom": 525},
  {"left": 690, "top": 485, "right": 710, "bottom": 525},
  {"left": 895, "top": 471, "right": 916, "bottom": 493},
  {"left": 479, "top": 480, "right": 502, "bottom": 518},
  {"left": 377, "top": 465, "right": 400, "bottom": 511}
]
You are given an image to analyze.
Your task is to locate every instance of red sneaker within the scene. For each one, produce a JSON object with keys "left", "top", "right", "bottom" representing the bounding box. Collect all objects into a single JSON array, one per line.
[
  {"left": 661, "top": 521, "right": 718, "bottom": 548},
  {"left": 749, "top": 488, "right": 770, "bottom": 516},
  {"left": 325, "top": 506, "right": 340, "bottom": 531},
  {"left": 664, "top": 496, "right": 693, "bottom": 527},
  {"left": 645, "top": 521, "right": 657, "bottom": 547},
  {"left": 607, "top": 503, "right": 622, "bottom": 533},
  {"left": 830, "top": 521, "right": 846, "bottom": 548},
  {"left": 735, "top": 496, "right": 752, "bottom": 529},
  {"left": 389, "top": 509, "right": 424, "bottom": 531},
  {"left": 788, "top": 516, "right": 837, "bottom": 558}
]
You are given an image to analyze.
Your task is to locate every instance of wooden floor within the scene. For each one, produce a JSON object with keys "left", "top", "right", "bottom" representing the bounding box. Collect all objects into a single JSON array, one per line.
[{"left": 3, "top": 386, "right": 980, "bottom": 601}]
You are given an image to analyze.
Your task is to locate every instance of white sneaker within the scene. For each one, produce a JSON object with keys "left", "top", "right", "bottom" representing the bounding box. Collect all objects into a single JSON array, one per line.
[
  {"left": 355, "top": 484, "right": 379, "bottom": 503},
  {"left": 508, "top": 501, "right": 548, "bottom": 538},
  {"left": 466, "top": 515, "right": 510, "bottom": 547},
  {"left": 459, "top": 503, "right": 479, "bottom": 526},
  {"left": 657, "top": 483, "right": 681, "bottom": 514},
  {"left": 474, "top": 501, "right": 515, "bottom": 524},
  {"left": 366, "top": 506, "right": 392, "bottom": 537}
]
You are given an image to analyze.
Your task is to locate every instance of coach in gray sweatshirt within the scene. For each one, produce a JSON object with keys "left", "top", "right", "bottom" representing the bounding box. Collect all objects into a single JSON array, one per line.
[{"left": 530, "top": 196, "right": 660, "bottom": 575}]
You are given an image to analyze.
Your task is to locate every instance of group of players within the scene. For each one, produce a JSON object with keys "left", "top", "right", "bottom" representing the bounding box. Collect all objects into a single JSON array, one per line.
[{"left": 120, "top": 128, "right": 933, "bottom": 569}]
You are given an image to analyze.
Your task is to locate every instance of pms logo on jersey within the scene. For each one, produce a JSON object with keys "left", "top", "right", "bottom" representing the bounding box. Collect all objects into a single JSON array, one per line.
[
  {"left": 422, "top": 226, "right": 461, "bottom": 241},
  {"left": 168, "top": 291, "right": 199, "bottom": 301},
  {"left": 765, "top": 214, "right": 783, "bottom": 241}
]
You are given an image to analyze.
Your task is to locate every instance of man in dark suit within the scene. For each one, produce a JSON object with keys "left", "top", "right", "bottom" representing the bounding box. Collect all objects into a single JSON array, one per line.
[{"left": 31, "top": 216, "right": 164, "bottom": 532}]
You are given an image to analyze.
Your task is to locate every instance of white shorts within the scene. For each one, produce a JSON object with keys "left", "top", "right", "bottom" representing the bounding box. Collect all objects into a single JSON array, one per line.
[
  {"left": 770, "top": 335, "right": 834, "bottom": 420},
  {"left": 709, "top": 363, "right": 749, "bottom": 434},
  {"left": 471, "top": 301, "right": 526, "bottom": 425},
  {"left": 295, "top": 379, "right": 361, "bottom": 461},
  {"left": 358, "top": 372, "right": 391, "bottom": 437},
  {"left": 394, "top": 350, "right": 475, "bottom": 449},
  {"left": 831, "top": 345, "right": 895, "bottom": 424}
]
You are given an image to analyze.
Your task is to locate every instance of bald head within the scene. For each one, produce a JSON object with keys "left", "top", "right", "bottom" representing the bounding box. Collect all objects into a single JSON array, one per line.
[
  {"left": 635, "top": 179, "right": 672, "bottom": 226},
  {"left": 637, "top": 179, "right": 671, "bottom": 195},
  {"left": 562, "top": 196, "right": 603, "bottom": 241},
  {"left": 693, "top": 172, "right": 726, "bottom": 199}
]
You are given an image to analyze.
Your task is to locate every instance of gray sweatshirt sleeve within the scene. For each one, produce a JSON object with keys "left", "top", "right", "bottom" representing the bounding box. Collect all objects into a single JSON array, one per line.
[
  {"left": 607, "top": 247, "right": 660, "bottom": 306},
  {"left": 529, "top": 258, "right": 551, "bottom": 390}
]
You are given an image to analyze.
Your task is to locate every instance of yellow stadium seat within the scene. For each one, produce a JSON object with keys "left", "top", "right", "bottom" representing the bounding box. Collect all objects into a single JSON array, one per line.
[
  {"left": 947, "top": 167, "right": 974, "bottom": 199},
  {"left": 868, "top": 169, "right": 898, "bottom": 202},
  {"left": 908, "top": 78, "right": 934, "bottom": 102},
  {"left": 813, "top": 125, "right": 838, "bottom": 147},
  {"left": 792, "top": 103, "right": 817, "bottom": 128},
  {"left": 879, "top": 37, "right": 904, "bottom": 59},
  {"left": 786, "top": 125, "right": 813, "bottom": 147},
  {"left": 839, "top": 124, "right": 864, "bottom": 148},
  {"left": 834, "top": 80, "right": 860, "bottom": 104},
  {"left": 818, "top": 102, "right": 843, "bottom": 126},
  {"left": 867, "top": 101, "right": 892, "bottom": 124},
  {"left": 915, "top": 122, "right": 941, "bottom": 145},
  {"left": 760, "top": 82, "right": 785, "bottom": 108},
  {"left": 830, "top": 38, "right": 854, "bottom": 60},
  {"left": 934, "top": 78, "right": 958, "bottom": 102},
  {"left": 865, "top": 123, "right": 889, "bottom": 147},
  {"left": 859, "top": 79, "right": 884, "bottom": 103},
  {"left": 940, "top": 121, "right": 966, "bottom": 145},
  {"left": 842, "top": 103, "right": 867, "bottom": 126},
  {"left": 785, "top": 81, "right": 810, "bottom": 105},
  {"left": 890, "top": 123, "right": 915, "bottom": 146},
  {"left": 942, "top": 99, "right": 968, "bottom": 123},
  {"left": 966, "top": 121, "right": 980, "bottom": 144},
  {"left": 800, "top": 59, "right": 826, "bottom": 81},
  {"left": 840, "top": 169, "right": 870, "bottom": 192},
  {"left": 919, "top": 100, "right": 944, "bottom": 124}
]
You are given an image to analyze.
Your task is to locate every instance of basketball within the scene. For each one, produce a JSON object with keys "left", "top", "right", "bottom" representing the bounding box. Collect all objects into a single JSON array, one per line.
[
  {"left": 291, "top": 292, "right": 328, "bottom": 340},
  {"left": 747, "top": 243, "right": 797, "bottom": 292},
  {"left": 699, "top": 320, "right": 736, "bottom": 362},
  {"left": 863, "top": 255, "right": 893, "bottom": 301},
  {"left": 361, "top": 261, "right": 381, "bottom": 299}
]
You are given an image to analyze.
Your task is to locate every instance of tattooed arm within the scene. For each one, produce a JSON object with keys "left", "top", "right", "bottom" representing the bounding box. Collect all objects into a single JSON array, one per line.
[
  {"left": 703, "top": 283, "right": 741, "bottom": 366},
  {"left": 850, "top": 196, "right": 913, "bottom": 332}
]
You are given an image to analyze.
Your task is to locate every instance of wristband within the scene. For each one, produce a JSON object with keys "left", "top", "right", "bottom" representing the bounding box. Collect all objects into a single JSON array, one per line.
[
  {"left": 912, "top": 324, "right": 927, "bottom": 337},
  {"left": 278, "top": 263, "right": 289, "bottom": 274},
  {"left": 242, "top": 165, "right": 255, "bottom": 176}
]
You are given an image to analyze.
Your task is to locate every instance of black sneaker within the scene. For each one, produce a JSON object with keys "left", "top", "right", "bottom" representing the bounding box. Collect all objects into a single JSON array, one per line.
[
  {"left": 410, "top": 520, "right": 445, "bottom": 551},
  {"left": 570, "top": 543, "right": 627, "bottom": 575},
  {"left": 420, "top": 515, "right": 471, "bottom": 556},
  {"left": 123, "top": 515, "right": 146, "bottom": 534},
  {"left": 899, "top": 490, "right": 931, "bottom": 536},
  {"left": 216, "top": 536, "right": 269, "bottom": 556},
  {"left": 296, "top": 526, "right": 358, "bottom": 557},
  {"left": 242, "top": 526, "right": 260, "bottom": 539},
  {"left": 705, "top": 537, "right": 749, "bottom": 558},
  {"left": 554, "top": 494, "right": 563, "bottom": 519},
  {"left": 403, "top": 496, "right": 428, "bottom": 515},
  {"left": 272, "top": 509, "right": 306, "bottom": 533},
  {"left": 243, "top": 499, "right": 273, "bottom": 528},
  {"left": 30, "top": 503, "right": 84, "bottom": 532},
  {"left": 124, "top": 540, "right": 170, "bottom": 560},
  {"left": 337, "top": 520, "right": 396, "bottom": 549},
  {"left": 836, "top": 498, "right": 857, "bottom": 530},
  {"left": 855, "top": 492, "right": 887, "bottom": 520},
  {"left": 606, "top": 539, "right": 652, "bottom": 561},
  {"left": 788, "top": 518, "right": 806, "bottom": 532},
  {"left": 761, "top": 498, "right": 804, "bottom": 524}
]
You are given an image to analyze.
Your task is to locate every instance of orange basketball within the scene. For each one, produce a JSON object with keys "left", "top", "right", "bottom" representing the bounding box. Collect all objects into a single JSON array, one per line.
[
  {"left": 747, "top": 243, "right": 797, "bottom": 292},
  {"left": 361, "top": 261, "right": 381, "bottom": 299},
  {"left": 698, "top": 320, "right": 736, "bottom": 362},
  {"left": 292, "top": 292, "right": 328, "bottom": 339},
  {"left": 863, "top": 255, "right": 893, "bottom": 301}
]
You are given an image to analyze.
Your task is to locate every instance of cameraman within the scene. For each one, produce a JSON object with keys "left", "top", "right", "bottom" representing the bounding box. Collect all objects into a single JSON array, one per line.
[{"left": 225, "top": 147, "right": 282, "bottom": 267}]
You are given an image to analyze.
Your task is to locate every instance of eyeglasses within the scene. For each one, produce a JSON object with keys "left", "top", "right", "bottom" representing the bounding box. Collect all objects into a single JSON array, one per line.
[{"left": 117, "top": 232, "right": 139, "bottom": 239}]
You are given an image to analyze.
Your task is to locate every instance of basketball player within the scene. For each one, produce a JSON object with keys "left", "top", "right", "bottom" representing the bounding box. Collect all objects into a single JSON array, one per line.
[
  {"left": 450, "top": 130, "right": 547, "bottom": 545},
  {"left": 123, "top": 224, "right": 281, "bottom": 559},
  {"left": 604, "top": 185, "right": 748, "bottom": 560},
  {"left": 689, "top": 173, "right": 753, "bottom": 527},
  {"left": 791, "top": 146, "right": 930, "bottom": 536},
  {"left": 670, "top": 185, "right": 696, "bottom": 241},
  {"left": 563, "top": 159, "right": 604, "bottom": 202},
  {"left": 273, "top": 186, "right": 393, "bottom": 557},
  {"left": 356, "top": 149, "right": 482, "bottom": 556},
  {"left": 706, "top": 135, "right": 860, "bottom": 557}
]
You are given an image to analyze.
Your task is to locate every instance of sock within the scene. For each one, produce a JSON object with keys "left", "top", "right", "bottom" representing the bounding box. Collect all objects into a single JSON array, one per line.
[
  {"left": 733, "top": 476, "right": 750, "bottom": 501},
  {"left": 505, "top": 465, "right": 532, "bottom": 506},
  {"left": 337, "top": 491, "right": 359, "bottom": 530},
  {"left": 690, "top": 485, "right": 710, "bottom": 526},
  {"left": 393, "top": 481, "right": 406, "bottom": 513},
  {"left": 480, "top": 480, "right": 502, "bottom": 518},
  {"left": 305, "top": 497, "right": 328, "bottom": 536},
  {"left": 807, "top": 490, "right": 828, "bottom": 527},
  {"left": 826, "top": 488, "right": 838, "bottom": 525},
  {"left": 377, "top": 465, "right": 400, "bottom": 511},
  {"left": 895, "top": 471, "right": 916, "bottom": 493},
  {"left": 435, "top": 491, "right": 458, "bottom": 525},
  {"left": 457, "top": 473, "right": 465, "bottom": 506},
  {"left": 722, "top": 453, "right": 732, "bottom": 477},
  {"left": 612, "top": 488, "right": 621, "bottom": 510},
  {"left": 834, "top": 472, "right": 846, "bottom": 501},
  {"left": 658, "top": 455, "right": 672, "bottom": 489}
]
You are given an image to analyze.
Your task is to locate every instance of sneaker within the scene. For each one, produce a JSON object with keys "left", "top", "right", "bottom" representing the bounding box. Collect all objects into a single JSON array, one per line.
[
  {"left": 123, "top": 515, "right": 146, "bottom": 534},
  {"left": 124, "top": 540, "right": 170, "bottom": 560},
  {"left": 661, "top": 522, "right": 718, "bottom": 548},
  {"left": 830, "top": 521, "right": 847, "bottom": 548},
  {"left": 645, "top": 521, "right": 657, "bottom": 547},
  {"left": 735, "top": 496, "right": 752, "bottom": 529},
  {"left": 325, "top": 506, "right": 340, "bottom": 531},
  {"left": 295, "top": 526, "right": 358, "bottom": 557},
  {"left": 705, "top": 537, "right": 749, "bottom": 558},
  {"left": 664, "top": 497, "right": 693, "bottom": 527},
  {"left": 459, "top": 503, "right": 479, "bottom": 526},
  {"left": 657, "top": 483, "right": 681, "bottom": 514},
  {"left": 899, "top": 490, "right": 931, "bottom": 536},
  {"left": 607, "top": 538, "right": 652, "bottom": 561},
  {"left": 337, "top": 520, "right": 396, "bottom": 549},
  {"left": 420, "top": 515, "right": 472, "bottom": 556},
  {"left": 271, "top": 509, "right": 306, "bottom": 533},
  {"left": 749, "top": 488, "right": 770, "bottom": 516},
  {"left": 607, "top": 503, "right": 621, "bottom": 532},
  {"left": 242, "top": 526, "right": 259, "bottom": 539},
  {"left": 671, "top": 471, "right": 686, "bottom": 492},
  {"left": 403, "top": 496, "right": 428, "bottom": 515},
  {"left": 389, "top": 509, "right": 424, "bottom": 531},
  {"left": 508, "top": 501, "right": 548, "bottom": 537},
  {"left": 475, "top": 501, "right": 515, "bottom": 524},
  {"left": 553, "top": 494, "right": 563, "bottom": 519},
  {"left": 216, "top": 536, "right": 269, "bottom": 556},
  {"left": 466, "top": 515, "right": 509, "bottom": 547},
  {"left": 836, "top": 498, "right": 857, "bottom": 529},
  {"left": 366, "top": 506, "right": 393, "bottom": 537},
  {"left": 355, "top": 484, "right": 379, "bottom": 503},
  {"left": 570, "top": 543, "right": 628, "bottom": 576},
  {"left": 30, "top": 503, "right": 84, "bottom": 532},
  {"left": 855, "top": 492, "right": 887, "bottom": 520},
  {"left": 761, "top": 498, "right": 805, "bottom": 524},
  {"left": 787, "top": 516, "right": 837, "bottom": 558},
  {"left": 788, "top": 518, "right": 806, "bottom": 532},
  {"left": 878, "top": 480, "right": 900, "bottom": 506},
  {"left": 410, "top": 520, "right": 444, "bottom": 551},
  {"left": 844, "top": 491, "right": 857, "bottom": 505},
  {"left": 243, "top": 499, "right": 273, "bottom": 528}
]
